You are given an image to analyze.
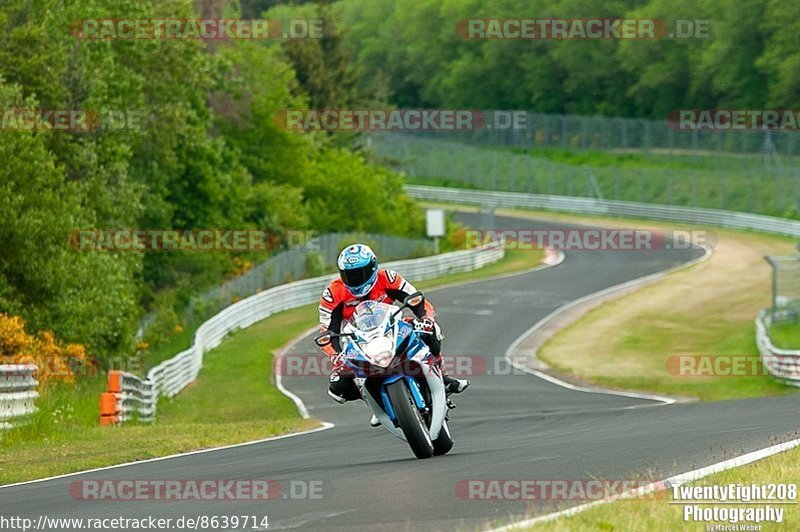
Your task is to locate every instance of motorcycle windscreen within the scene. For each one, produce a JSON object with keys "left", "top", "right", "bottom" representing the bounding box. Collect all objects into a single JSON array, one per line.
[{"left": 353, "top": 301, "right": 394, "bottom": 332}]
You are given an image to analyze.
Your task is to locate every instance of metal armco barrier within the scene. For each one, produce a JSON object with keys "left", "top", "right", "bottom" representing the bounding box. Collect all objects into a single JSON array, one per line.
[
  {"left": 100, "top": 371, "right": 156, "bottom": 425},
  {"left": 405, "top": 185, "right": 800, "bottom": 238},
  {"left": 0, "top": 364, "right": 38, "bottom": 429},
  {"left": 755, "top": 311, "right": 800, "bottom": 386},
  {"left": 101, "top": 243, "right": 504, "bottom": 424},
  {"left": 407, "top": 185, "right": 800, "bottom": 385}
]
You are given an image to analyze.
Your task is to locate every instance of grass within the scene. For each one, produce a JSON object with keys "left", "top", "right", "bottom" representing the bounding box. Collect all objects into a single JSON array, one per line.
[
  {"left": 381, "top": 138, "right": 800, "bottom": 218},
  {"left": 769, "top": 321, "right": 800, "bottom": 350},
  {"left": 0, "top": 304, "right": 320, "bottom": 485},
  {"left": 521, "top": 146, "right": 800, "bottom": 173},
  {"left": 420, "top": 201, "right": 800, "bottom": 401},
  {"left": 535, "top": 224, "right": 798, "bottom": 402},
  {"left": 0, "top": 248, "right": 543, "bottom": 485},
  {"left": 527, "top": 445, "right": 800, "bottom": 531},
  {"left": 138, "top": 244, "right": 540, "bottom": 371},
  {"left": 142, "top": 320, "right": 199, "bottom": 369},
  {"left": 415, "top": 248, "right": 544, "bottom": 290},
  {"left": 418, "top": 202, "right": 800, "bottom": 530}
]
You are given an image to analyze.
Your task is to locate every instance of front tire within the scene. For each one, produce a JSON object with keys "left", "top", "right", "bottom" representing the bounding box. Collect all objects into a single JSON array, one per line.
[
  {"left": 386, "top": 380, "right": 434, "bottom": 459},
  {"left": 433, "top": 420, "right": 454, "bottom": 455}
]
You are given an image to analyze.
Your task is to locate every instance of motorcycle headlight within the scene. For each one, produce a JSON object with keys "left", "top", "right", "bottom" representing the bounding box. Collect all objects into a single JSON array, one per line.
[
  {"left": 364, "top": 337, "right": 394, "bottom": 368},
  {"left": 369, "top": 350, "right": 394, "bottom": 368}
]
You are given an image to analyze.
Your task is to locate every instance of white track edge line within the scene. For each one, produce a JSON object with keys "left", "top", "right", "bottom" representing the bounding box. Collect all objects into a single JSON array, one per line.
[
  {"left": 274, "top": 325, "right": 322, "bottom": 420},
  {"left": 0, "top": 421, "right": 335, "bottom": 490},
  {"left": 1, "top": 249, "right": 549, "bottom": 490},
  {"left": 0, "top": 242, "right": 698, "bottom": 489},
  {"left": 489, "top": 436, "right": 800, "bottom": 531},
  {"left": 0, "top": 326, "right": 339, "bottom": 490},
  {"left": 272, "top": 249, "right": 559, "bottom": 418},
  {"left": 504, "top": 244, "right": 713, "bottom": 404},
  {"left": 0, "top": 243, "right": 581, "bottom": 490}
]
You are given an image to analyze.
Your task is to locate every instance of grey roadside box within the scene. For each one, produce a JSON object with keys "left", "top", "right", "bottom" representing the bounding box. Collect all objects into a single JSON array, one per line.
[
  {"left": 479, "top": 204, "right": 496, "bottom": 235},
  {"left": 765, "top": 255, "right": 777, "bottom": 318},
  {"left": 426, "top": 209, "right": 445, "bottom": 254},
  {"left": 765, "top": 253, "right": 800, "bottom": 322}
]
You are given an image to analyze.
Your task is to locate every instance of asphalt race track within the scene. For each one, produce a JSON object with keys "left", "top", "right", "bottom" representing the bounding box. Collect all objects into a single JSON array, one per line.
[{"left": 1, "top": 212, "right": 798, "bottom": 531}]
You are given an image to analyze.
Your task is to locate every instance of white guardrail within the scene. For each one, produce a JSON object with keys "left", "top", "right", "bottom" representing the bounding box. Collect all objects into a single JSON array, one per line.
[
  {"left": 0, "top": 364, "right": 38, "bottom": 429},
  {"left": 406, "top": 185, "right": 800, "bottom": 386},
  {"left": 101, "top": 242, "right": 504, "bottom": 424},
  {"left": 755, "top": 311, "right": 800, "bottom": 386},
  {"left": 406, "top": 185, "right": 800, "bottom": 238}
]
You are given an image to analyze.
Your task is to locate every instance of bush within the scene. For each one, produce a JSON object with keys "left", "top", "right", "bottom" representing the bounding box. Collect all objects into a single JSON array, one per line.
[
  {"left": 0, "top": 313, "right": 94, "bottom": 387},
  {"left": 304, "top": 251, "right": 326, "bottom": 277}
]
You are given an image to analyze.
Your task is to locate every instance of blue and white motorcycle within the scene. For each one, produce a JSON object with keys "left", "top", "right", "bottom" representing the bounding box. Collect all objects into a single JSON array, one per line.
[{"left": 315, "top": 293, "right": 454, "bottom": 459}]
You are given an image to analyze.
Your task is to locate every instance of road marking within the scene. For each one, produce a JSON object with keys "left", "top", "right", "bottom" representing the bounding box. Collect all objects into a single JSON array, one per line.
[
  {"left": 489, "top": 435, "right": 800, "bottom": 530},
  {"left": 504, "top": 244, "right": 713, "bottom": 405},
  {"left": 0, "top": 421, "right": 335, "bottom": 490},
  {"left": 422, "top": 249, "right": 566, "bottom": 294},
  {"left": 275, "top": 246, "right": 566, "bottom": 419},
  {"left": 274, "top": 325, "right": 321, "bottom": 419},
  {"left": 268, "top": 509, "right": 357, "bottom": 530},
  {"left": 0, "top": 238, "right": 702, "bottom": 493},
  {"left": 439, "top": 308, "right": 494, "bottom": 316}
]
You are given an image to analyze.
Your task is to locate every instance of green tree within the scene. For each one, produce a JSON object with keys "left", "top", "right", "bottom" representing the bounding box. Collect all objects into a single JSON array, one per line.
[
  {"left": 0, "top": 78, "right": 139, "bottom": 359},
  {"left": 758, "top": 0, "right": 800, "bottom": 106},
  {"left": 302, "top": 149, "right": 423, "bottom": 236}
]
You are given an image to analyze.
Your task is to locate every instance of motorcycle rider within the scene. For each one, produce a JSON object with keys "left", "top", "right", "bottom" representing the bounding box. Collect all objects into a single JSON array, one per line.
[{"left": 318, "top": 244, "right": 470, "bottom": 418}]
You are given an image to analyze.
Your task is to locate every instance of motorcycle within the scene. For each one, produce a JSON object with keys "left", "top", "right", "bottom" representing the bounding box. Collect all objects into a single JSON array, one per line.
[{"left": 314, "top": 292, "right": 454, "bottom": 459}]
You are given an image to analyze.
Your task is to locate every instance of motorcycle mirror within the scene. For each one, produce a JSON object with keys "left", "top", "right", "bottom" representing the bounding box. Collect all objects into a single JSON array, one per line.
[
  {"left": 403, "top": 292, "right": 424, "bottom": 307},
  {"left": 314, "top": 333, "right": 332, "bottom": 347}
]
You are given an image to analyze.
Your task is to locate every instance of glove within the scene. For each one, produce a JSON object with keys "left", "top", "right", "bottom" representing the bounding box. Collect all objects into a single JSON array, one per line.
[
  {"left": 328, "top": 352, "right": 345, "bottom": 372},
  {"left": 413, "top": 317, "right": 436, "bottom": 335}
]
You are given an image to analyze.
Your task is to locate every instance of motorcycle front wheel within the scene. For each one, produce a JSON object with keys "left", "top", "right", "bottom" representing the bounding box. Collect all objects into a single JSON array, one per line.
[
  {"left": 433, "top": 419, "right": 454, "bottom": 455},
  {"left": 386, "top": 380, "right": 434, "bottom": 459}
]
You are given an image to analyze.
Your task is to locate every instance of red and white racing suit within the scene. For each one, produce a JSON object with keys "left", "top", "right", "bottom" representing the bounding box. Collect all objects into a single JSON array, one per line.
[{"left": 317, "top": 268, "right": 442, "bottom": 400}]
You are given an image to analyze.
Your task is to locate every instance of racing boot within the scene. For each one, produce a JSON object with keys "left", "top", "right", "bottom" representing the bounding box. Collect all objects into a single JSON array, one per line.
[{"left": 443, "top": 374, "right": 470, "bottom": 394}]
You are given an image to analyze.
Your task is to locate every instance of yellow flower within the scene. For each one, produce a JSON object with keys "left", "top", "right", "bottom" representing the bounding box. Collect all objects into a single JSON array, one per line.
[{"left": 0, "top": 313, "right": 93, "bottom": 387}]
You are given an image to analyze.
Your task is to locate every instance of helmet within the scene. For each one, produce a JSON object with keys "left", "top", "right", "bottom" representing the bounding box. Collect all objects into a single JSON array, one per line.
[{"left": 337, "top": 243, "right": 378, "bottom": 297}]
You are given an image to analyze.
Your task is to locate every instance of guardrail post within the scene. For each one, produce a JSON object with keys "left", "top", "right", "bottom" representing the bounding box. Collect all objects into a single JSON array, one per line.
[
  {"left": 99, "top": 393, "right": 118, "bottom": 425},
  {"left": 107, "top": 370, "right": 122, "bottom": 393},
  {"left": 99, "top": 371, "right": 122, "bottom": 425}
]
